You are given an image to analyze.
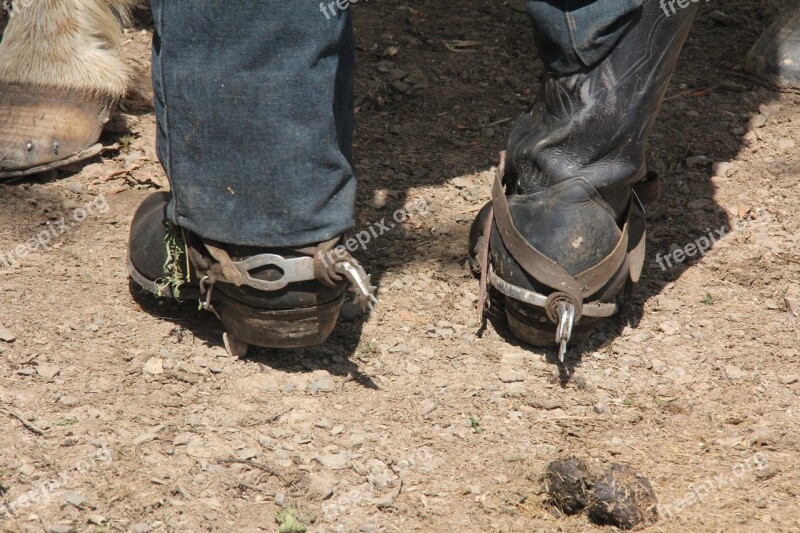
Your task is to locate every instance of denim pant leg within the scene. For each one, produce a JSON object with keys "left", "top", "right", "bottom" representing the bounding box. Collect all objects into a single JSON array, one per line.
[{"left": 151, "top": 1, "right": 356, "bottom": 248}]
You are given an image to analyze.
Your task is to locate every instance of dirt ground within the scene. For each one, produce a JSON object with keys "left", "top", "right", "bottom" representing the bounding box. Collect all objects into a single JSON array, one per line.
[{"left": 1, "top": 0, "right": 799, "bottom": 531}]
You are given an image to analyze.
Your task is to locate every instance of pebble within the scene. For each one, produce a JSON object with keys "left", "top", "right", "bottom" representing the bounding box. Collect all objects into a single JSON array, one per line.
[
  {"left": 664, "top": 366, "right": 687, "bottom": 383},
  {"left": 498, "top": 369, "right": 526, "bottom": 383},
  {"left": 0, "top": 325, "right": 15, "bottom": 342},
  {"left": 651, "top": 359, "right": 667, "bottom": 373},
  {"left": 725, "top": 365, "right": 747, "bottom": 380},
  {"left": 752, "top": 428, "right": 779, "bottom": 445},
  {"left": 173, "top": 433, "right": 192, "bottom": 446},
  {"left": 307, "top": 474, "right": 334, "bottom": 501},
  {"left": 237, "top": 448, "right": 260, "bottom": 461},
  {"left": 64, "top": 492, "right": 86, "bottom": 508},
  {"left": 49, "top": 526, "right": 74, "bottom": 533},
  {"left": 17, "top": 368, "right": 35, "bottom": 376},
  {"left": 309, "top": 378, "right": 336, "bottom": 394},
  {"left": 749, "top": 113, "right": 768, "bottom": 129},
  {"left": 713, "top": 161, "right": 733, "bottom": 177},
  {"left": 658, "top": 321, "right": 681, "bottom": 336},
  {"left": 780, "top": 375, "right": 799, "bottom": 385},
  {"left": 685, "top": 155, "right": 711, "bottom": 167},
  {"left": 274, "top": 492, "right": 286, "bottom": 506},
  {"left": 406, "top": 363, "right": 421, "bottom": 375},
  {"left": 142, "top": 358, "right": 164, "bottom": 375},
  {"left": 19, "top": 464, "right": 35, "bottom": 476},
  {"left": 58, "top": 396, "right": 80, "bottom": 407},
  {"left": 451, "top": 177, "right": 469, "bottom": 188},
  {"left": 419, "top": 399, "right": 437, "bottom": 416},
  {"left": 330, "top": 425, "right": 345, "bottom": 436},
  {"left": 65, "top": 182, "right": 85, "bottom": 194},
  {"left": 129, "top": 524, "right": 151, "bottom": 533},
  {"left": 594, "top": 402, "right": 607, "bottom": 414},
  {"left": 317, "top": 453, "right": 349, "bottom": 470},
  {"left": 133, "top": 425, "right": 165, "bottom": 446},
  {"left": 37, "top": 365, "right": 60, "bottom": 381}
]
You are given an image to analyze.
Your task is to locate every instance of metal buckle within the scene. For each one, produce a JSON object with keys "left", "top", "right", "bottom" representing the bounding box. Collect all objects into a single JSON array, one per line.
[
  {"left": 232, "top": 254, "right": 316, "bottom": 291},
  {"left": 555, "top": 301, "right": 576, "bottom": 363}
]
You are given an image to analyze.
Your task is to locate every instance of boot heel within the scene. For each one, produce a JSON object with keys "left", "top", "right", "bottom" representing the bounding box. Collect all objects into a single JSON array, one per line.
[
  {"left": 504, "top": 297, "right": 597, "bottom": 348},
  {"left": 216, "top": 292, "right": 346, "bottom": 349}
]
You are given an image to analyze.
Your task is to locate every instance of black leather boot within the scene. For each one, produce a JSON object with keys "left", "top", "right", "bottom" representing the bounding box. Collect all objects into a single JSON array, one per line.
[
  {"left": 471, "top": 0, "right": 697, "bottom": 358},
  {"left": 745, "top": 1, "right": 800, "bottom": 91},
  {"left": 128, "top": 192, "right": 375, "bottom": 350}
]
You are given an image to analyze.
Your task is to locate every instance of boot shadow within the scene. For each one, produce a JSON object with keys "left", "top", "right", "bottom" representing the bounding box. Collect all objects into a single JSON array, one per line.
[{"left": 128, "top": 280, "right": 377, "bottom": 388}]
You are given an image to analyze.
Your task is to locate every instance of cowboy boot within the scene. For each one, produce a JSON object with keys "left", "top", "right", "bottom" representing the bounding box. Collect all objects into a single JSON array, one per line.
[
  {"left": 471, "top": 0, "right": 697, "bottom": 358},
  {"left": 745, "top": 0, "right": 800, "bottom": 91},
  {"left": 0, "top": 0, "right": 134, "bottom": 179},
  {"left": 128, "top": 192, "right": 375, "bottom": 351}
]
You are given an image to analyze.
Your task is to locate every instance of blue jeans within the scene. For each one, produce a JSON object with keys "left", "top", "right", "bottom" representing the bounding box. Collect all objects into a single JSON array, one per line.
[
  {"left": 151, "top": 0, "right": 355, "bottom": 247},
  {"left": 151, "top": 0, "right": 684, "bottom": 247}
]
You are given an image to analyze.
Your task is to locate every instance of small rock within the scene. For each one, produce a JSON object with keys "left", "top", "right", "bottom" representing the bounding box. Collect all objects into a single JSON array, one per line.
[
  {"left": 274, "top": 492, "right": 286, "bottom": 506},
  {"left": 498, "top": 369, "right": 526, "bottom": 383},
  {"left": 725, "top": 365, "right": 747, "bottom": 380},
  {"left": 785, "top": 284, "right": 800, "bottom": 317},
  {"left": 658, "top": 321, "right": 681, "bottom": 336},
  {"left": 388, "top": 343, "right": 412, "bottom": 354},
  {"left": 142, "top": 358, "right": 164, "bottom": 375},
  {"left": 451, "top": 177, "right": 469, "bottom": 188},
  {"left": 777, "top": 138, "right": 796, "bottom": 152},
  {"left": 58, "top": 396, "right": 80, "bottom": 407},
  {"left": 317, "top": 453, "right": 348, "bottom": 470},
  {"left": 133, "top": 425, "right": 165, "bottom": 446},
  {"left": 64, "top": 492, "right": 86, "bottom": 508},
  {"left": 49, "top": 526, "right": 74, "bottom": 533},
  {"left": 419, "top": 399, "right": 437, "bottom": 416},
  {"left": 309, "top": 378, "right": 336, "bottom": 394},
  {"left": 0, "top": 325, "right": 15, "bottom": 342},
  {"left": 752, "top": 428, "right": 779, "bottom": 446},
  {"left": 685, "top": 155, "right": 711, "bottom": 167},
  {"left": 405, "top": 362, "right": 421, "bottom": 375},
  {"left": 651, "top": 359, "right": 667, "bottom": 373},
  {"left": 330, "top": 425, "right": 345, "bottom": 436},
  {"left": 19, "top": 463, "right": 35, "bottom": 476},
  {"left": 663, "top": 366, "right": 687, "bottom": 383},
  {"left": 780, "top": 375, "right": 798, "bottom": 385},
  {"left": 594, "top": 402, "right": 607, "bottom": 414},
  {"left": 17, "top": 367, "right": 36, "bottom": 376},
  {"left": 37, "top": 365, "right": 60, "bottom": 381},
  {"left": 209, "top": 365, "right": 224, "bottom": 375},
  {"left": 87, "top": 515, "right": 106, "bottom": 525},
  {"left": 712, "top": 161, "right": 733, "bottom": 177},
  {"left": 307, "top": 474, "right": 334, "bottom": 501},
  {"left": 129, "top": 524, "right": 151, "bottom": 533},
  {"left": 749, "top": 113, "right": 768, "bottom": 129},
  {"left": 65, "top": 182, "right": 85, "bottom": 194},
  {"left": 237, "top": 448, "right": 259, "bottom": 461},
  {"left": 173, "top": 433, "right": 192, "bottom": 446}
]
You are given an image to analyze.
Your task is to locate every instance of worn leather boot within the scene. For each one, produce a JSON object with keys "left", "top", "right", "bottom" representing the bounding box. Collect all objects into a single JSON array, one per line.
[
  {"left": 745, "top": 1, "right": 800, "bottom": 91},
  {"left": 128, "top": 192, "right": 375, "bottom": 351},
  {"left": 470, "top": 0, "right": 697, "bottom": 359}
]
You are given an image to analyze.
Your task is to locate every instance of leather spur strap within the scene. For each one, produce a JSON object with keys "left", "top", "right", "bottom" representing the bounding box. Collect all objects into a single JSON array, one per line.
[{"left": 480, "top": 151, "right": 640, "bottom": 322}]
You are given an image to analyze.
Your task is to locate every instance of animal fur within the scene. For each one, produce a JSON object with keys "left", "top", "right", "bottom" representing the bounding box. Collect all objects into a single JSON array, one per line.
[{"left": 0, "top": 0, "right": 137, "bottom": 97}]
